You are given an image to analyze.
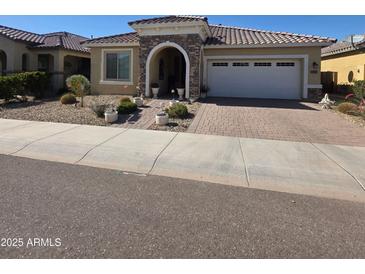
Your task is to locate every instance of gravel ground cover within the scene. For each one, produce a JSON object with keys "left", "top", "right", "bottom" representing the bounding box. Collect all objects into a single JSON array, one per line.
[
  {"left": 0, "top": 95, "right": 200, "bottom": 132},
  {"left": 0, "top": 96, "right": 125, "bottom": 126},
  {"left": 149, "top": 101, "right": 201, "bottom": 132}
]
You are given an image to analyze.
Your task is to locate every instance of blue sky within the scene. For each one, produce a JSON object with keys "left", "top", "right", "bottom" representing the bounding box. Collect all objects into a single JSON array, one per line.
[{"left": 0, "top": 15, "right": 364, "bottom": 40}]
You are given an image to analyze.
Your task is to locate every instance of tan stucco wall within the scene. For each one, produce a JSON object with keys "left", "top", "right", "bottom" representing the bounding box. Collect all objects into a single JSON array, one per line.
[
  {"left": 203, "top": 46, "right": 322, "bottom": 85},
  {"left": 89, "top": 46, "right": 139, "bottom": 95},
  {"left": 0, "top": 35, "right": 37, "bottom": 73},
  {"left": 0, "top": 35, "right": 90, "bottom": 92},
  {"left": 321, "top": 52, "right": 365, "bottom": 84}
]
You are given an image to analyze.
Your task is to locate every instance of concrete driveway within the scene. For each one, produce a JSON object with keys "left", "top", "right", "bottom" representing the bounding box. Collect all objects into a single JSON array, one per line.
[{"left": 188, "top": 98, "right": 365, "bottom": 146}]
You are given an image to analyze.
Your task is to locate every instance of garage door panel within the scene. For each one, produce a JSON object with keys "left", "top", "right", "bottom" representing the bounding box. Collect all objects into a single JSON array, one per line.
[{"left": 207, "top": 60, "right": 301, "bottom": 99}]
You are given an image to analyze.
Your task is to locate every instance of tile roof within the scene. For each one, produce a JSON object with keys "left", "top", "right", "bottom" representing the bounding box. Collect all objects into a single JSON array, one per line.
[
  {"left": 0, "top": 25, "right": 89, "bottom": 53},
  {"left": 34, "top": 32, "right": 90, "bottom": 53},
  {"left": 84, "top": 16, "right": 336, "bottom": 47},
  {"left": 321, "top": 39, "right": 365, "bottom": 57},
  {"left": 128, "top": 15, "right": 207, "bottom": 26},
  {"left": 0, "top": 25, "right": 44, "bottom": 44},
  {"left": 206, "top": 24, "right": 336, "bottom": 46},
  {"left": 82, "top": 32, "right": 139, "bottom": 45}
]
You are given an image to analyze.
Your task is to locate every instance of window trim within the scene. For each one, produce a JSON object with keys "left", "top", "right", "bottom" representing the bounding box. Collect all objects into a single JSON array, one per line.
[{"left": 100, "top": 48, "right": 133, "bottom": 85}]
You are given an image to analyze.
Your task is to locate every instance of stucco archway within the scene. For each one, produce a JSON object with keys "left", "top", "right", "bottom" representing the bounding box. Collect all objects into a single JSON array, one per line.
[{"left": 145, "top": 41, "right": 190, "bottom": 98}]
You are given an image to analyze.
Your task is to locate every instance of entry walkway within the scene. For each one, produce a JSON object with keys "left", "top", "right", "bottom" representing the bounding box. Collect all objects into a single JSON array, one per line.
[{"left": 0, "top": 118, "right": 364, "bottom": 202}]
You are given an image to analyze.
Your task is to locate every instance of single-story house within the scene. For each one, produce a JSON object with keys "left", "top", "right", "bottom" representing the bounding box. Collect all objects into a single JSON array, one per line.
[
  {"left": 0, "top": 25, "right": 90, "bottom": 94},
  {"left": 82, "top": 15, "right": 336, "bottom": 100},
  {"left": 321, "top": 35, "right": 365, "bottom": 92}
]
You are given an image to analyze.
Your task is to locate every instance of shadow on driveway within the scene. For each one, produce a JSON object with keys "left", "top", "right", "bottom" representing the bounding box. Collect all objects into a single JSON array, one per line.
[{"left": 201, "top": 97, "right": 319, "bottom": 111}]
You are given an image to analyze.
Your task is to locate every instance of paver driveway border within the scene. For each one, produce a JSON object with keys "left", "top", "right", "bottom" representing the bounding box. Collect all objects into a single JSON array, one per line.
[{"left": 0, "top": 118, "right": 364, "bottom": 202}]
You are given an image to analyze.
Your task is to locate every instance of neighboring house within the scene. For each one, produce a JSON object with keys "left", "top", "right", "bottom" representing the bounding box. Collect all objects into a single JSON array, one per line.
[
  {"left": 321, "top": 35, "right": 365, "bottom": 92},
  {"left": 0, "top": 25, "right": 90, "bottom": 94},
  {"left": 83, "top": 15, "right": 336, "bottom": 100}
]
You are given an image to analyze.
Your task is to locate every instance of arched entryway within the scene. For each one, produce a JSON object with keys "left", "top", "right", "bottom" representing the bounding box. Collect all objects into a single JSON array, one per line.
[
  {"left": 145, "top": 42, "right": 190, "bottom": 99},
  {"left": 0, "top": 50, "right": 7, "bottom": 76}
]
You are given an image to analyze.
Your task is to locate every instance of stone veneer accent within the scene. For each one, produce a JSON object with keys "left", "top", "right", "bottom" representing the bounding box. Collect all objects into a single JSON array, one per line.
[{"left": 139, "top": 34, "right": 203, "bottom": 98}]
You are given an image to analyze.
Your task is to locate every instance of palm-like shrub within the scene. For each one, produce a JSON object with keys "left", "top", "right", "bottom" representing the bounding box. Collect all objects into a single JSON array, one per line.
[{"left": 66, "top": 75, "right": 90, "bottom": 107}]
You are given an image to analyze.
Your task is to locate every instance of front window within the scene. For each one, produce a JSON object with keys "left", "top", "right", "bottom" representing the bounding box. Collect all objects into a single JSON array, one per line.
[{"left": 105, "top": 51, "right": 131, "bottom": 82}]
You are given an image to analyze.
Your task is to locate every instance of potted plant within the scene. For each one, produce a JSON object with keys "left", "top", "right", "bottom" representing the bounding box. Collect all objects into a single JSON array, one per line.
[
  {"left": 104, "top": 106, "right": 118, "bottom": 123},
  {"left": 151, "top": 83, "right": 159, "bottom": 99},
  {"left": 176, "top": 85, "right": 185, "bottom": 100},
  {"left": 200, "top": 85, "right": 209, "bottom": 99},
  {"left": 155, "top": 111, "right": 169, "bottom": 125}
]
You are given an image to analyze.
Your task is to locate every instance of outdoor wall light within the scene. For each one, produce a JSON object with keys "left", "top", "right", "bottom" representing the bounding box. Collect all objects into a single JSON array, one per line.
[{"left": 312, "top": 62, "right": 319, "bottom": 69}]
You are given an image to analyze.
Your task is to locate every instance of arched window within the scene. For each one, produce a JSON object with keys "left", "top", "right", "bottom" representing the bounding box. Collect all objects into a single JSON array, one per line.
[{"left": 22, "top": 53, "right": 28, "bottom": 71}]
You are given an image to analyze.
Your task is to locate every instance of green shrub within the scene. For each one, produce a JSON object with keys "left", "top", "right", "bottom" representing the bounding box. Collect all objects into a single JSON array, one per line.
[
  {"left": 120, "top": 97, "right": 131, "bottom": 103},
  {"left": 66, "top": 74, "right": 90, "bottom": 107},
  {"left": 22, "top": 71, "right": 50, "bottom": 98},
  {"left": 60, "top": 93, "right": 77, "bottom": 104},
  {"left": 337, "top": 102, "right": 357, "bottom": 114},
  {"left": 0, "top": 71, "right": 49, "bottom": 100},
  {"left": 166, "top": 103, "right": 188, "bottom": 119},
  {"left": 0, "top": 76, "right": 18, "bottom": 101},
  {"left": 117, "top": 101, "right": 137, "bottom": 114},
  {"left": 351, "top": 80, "right": 365, "bottom": 100}
]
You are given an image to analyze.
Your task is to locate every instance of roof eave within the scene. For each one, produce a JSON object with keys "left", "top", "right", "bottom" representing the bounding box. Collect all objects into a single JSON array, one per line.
[
  {"left": 82, "top": 42, "right": 139, "bottom": 48},
  {"left": 204, "top": 42, "right": 335, "bottom": 49}
]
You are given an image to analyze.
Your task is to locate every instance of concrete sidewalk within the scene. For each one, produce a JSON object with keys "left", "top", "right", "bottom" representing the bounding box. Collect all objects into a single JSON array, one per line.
[{"left": 0, "top": 118, "right": 364, "bottom": 202}]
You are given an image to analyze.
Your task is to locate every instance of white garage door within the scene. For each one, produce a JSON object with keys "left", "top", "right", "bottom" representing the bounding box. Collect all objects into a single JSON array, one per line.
[{"left": 207, "top": 59, "right": 302, "bottom": 99}]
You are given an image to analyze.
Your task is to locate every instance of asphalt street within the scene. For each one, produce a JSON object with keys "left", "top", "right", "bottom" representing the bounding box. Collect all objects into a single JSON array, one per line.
[{"left": 0, "top": 155, "right": 364, "bottom": 258}]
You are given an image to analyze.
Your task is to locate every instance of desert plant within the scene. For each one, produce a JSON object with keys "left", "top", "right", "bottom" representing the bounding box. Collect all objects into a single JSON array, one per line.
[
  {"left": 120, "top": 97, "right": 131, "bottom": 104},
  {"left": 166, "top": 102, "right": 188, "bottom": 119},
  {"left": 337, "top": 102, "right": 358, "bottom": 114},
  {"left": 117, "top": 101, "right": 137, "bottom": 114},
  {"left": 65, "top": 74, "right": 90, "bottom": 107},
  {"left": 90, "top": 103, "right": 108, "bottom": 117},
  {"left": 151, "top": 83, "right": 159, "bottom": 88},
  {"left": 351, "top": 80, "right": 365, "bottom": 100},
  {"left": 60, "top": 93, "right": 77, "bottom": 105}
]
